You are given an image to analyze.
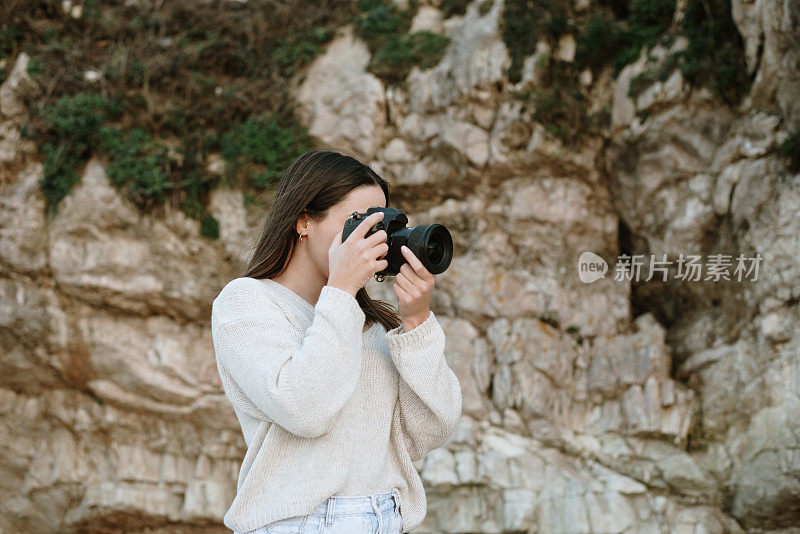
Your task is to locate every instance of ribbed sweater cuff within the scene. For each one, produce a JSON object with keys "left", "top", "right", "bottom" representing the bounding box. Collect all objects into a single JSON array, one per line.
[
  {"left": 385, "top": 310, "right": 444, "bottom": 353},
  {"left": 319, "top": 285, "right": 366, "bottom": 325}
]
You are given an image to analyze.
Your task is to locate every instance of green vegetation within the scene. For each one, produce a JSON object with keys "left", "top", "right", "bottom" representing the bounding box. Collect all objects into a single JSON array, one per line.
[
  {"left": 501, "top": 0, "right": 747, "bottom": 93},
  {"left": 574, "top": 15, "right": 620, "bottom": 74},
  {"left": 354, "top": 0, "right": 450, "bottom": 83},
  {"left": 500, "top": 0, "right": 588, "bottom": 146},
  {"left": 501, "top": 0, "right": 571, "bottom": 85},
  {"left": 220, "top": 115, "right": 313, "bottom": 190},
  {"left": 0, "top": 23, "right": 16, "bottom": 58},
  {"left": 780, "top": 132, "right": 800, "bottom": 173},
  {"left": 37, "top": 93, "right": 122, "bottom": 216},
  {"left": 98, "top": 126, "right": 172, "bottom": 207},
  {"left": 532, "top": 82, "right": 587, "bottom": 146},
  {"left": 501, "top": 0, "right": 750, "bottom": 145},
  {"left": 35, "top": 92, "right": 212, "bottom": 219},
  {"left": 674, "top": 0, "right": 750, "bottom": 104},
  {"left": 8, "top": 0, "right": 354, "bottom": 234},
  {"left": 574, "top": 0, "right": 749, "bottom": 102},
  {"left": 4, "top": 0, "right": 453, "bottom": 232},
  {"left": 627, "top": 54, "right": 679, "bottom": 100},
  {"left": 200, "top": 213, "right": 220, "bottom": 239},
  {"left": 274, "top": 28, "right": 334, "bottom": 76},
  {"left": 441, "top": 0, "right": 471, "bottom": 19},
  {"left": 575, "top": 0, "right": 675, "bottom": 76},
  {"left": 33, "top": 89, "right": 310, "bottom": 221},
  {"left": 3, "top": 0, "right": 755, "bottom": 233},
  {"left": 356, "top": 0, "right": 412, "bottom": 41},
  {"left": 274, "top": 28, "right": 336, "bottom": 78},
  {"left": 0, "top": 23, "right": 18, "bottom": 83},
  {"left": 370, "top": 30, "right": 450, "bottom": 83},
  {"left": 478, "top": 1, "right": 494, "bottom": 16},
  {"left": 514, "top": 60, "right": 588, "bottom": 147}
]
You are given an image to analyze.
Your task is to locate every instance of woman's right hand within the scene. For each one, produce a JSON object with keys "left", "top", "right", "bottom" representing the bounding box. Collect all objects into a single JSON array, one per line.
[{"left": 328, "top": 211, "right": 389, "bottom": 296}]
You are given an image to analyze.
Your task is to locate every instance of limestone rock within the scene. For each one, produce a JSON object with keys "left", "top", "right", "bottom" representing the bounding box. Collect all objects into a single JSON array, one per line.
[
  {"left": 2, "top": 0, "right": 800, "bottom": 530},
  {"left": 409, "top": 5, "right": 444, "bottom": 34},
  {"left": 295, "top": 26, "right": 386, "bottom": 159},
  {"left": 0, "top": 53, "right": 39, "bottom": 122},
  {"left": 407, "top": 0, "right": 510, "bottom": 113},
  {"left": 207, "top": 186, "right": 249, "bottom": 265},
  {"left": 0, "top": 162, "right": 48, "bottom": 275},
  {"left": 48, "top": 157, "right": 231, "bottom": 322},
  {"left": 734, "top": 0, "right": 800, "bottom": 126}
]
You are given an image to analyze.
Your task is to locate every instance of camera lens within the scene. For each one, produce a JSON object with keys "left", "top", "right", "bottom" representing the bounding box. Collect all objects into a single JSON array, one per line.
[
  {"left": 419, "top": 224, "right": 452, "bottom": 274},
  {"left": 392, "top": 223, "right": 453, "bottom": 275},
  {"left": 426, "top": 232, "right": 444, "bottom": 265}
]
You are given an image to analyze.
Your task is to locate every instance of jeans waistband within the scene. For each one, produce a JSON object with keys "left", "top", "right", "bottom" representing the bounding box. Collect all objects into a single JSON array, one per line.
[{"left": 306, "top": 490, "right": 400, "bottom": 517}]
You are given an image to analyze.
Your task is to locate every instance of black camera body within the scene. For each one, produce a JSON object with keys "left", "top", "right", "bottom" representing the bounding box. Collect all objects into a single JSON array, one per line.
[{"left": 341, "top": 207, "right": 453, "bottom": 280}]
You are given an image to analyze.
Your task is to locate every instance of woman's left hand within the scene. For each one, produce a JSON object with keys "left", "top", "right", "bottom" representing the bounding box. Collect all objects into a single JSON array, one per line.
[{"left": 393, "top": 245, "right": 435, "bottom": 332}]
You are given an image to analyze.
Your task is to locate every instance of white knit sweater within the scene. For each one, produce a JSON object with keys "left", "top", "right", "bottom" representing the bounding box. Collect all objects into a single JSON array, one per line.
[{"left": 210, "top": 277, "right": 462, "bottom": 533}]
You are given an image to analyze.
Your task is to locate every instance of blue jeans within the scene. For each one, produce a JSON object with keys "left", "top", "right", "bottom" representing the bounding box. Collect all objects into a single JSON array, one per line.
[{"left": 236, "top": 490, "right": 403, "bottom": 534}]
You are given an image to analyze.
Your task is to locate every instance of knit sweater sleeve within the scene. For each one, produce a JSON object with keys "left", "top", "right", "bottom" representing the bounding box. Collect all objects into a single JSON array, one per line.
[
  {"left": 211, "top": 278, "right": 366, "bottom": 439},
  {"left": 384, "top": 310, "right": 462, "bottom": 462}
]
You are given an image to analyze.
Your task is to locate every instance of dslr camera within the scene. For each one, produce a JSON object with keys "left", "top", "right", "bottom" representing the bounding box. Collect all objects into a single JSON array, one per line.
[{"left": 342, "top": 207, "right": 453, "bottom": 282}]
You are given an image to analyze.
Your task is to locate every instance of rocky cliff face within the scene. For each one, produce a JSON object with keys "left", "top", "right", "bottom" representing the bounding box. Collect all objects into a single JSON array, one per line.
[{"left": 1, "top": 0, "right": 798, "bottom": 532}]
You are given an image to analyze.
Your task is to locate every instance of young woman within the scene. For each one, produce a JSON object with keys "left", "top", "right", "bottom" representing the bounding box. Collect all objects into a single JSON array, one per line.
[{"left": 210, "top": 149, "right": 463, "bottom": 534}]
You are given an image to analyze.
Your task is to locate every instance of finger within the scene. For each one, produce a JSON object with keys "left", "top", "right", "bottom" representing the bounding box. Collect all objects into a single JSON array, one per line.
[
  {"left": 392, "top": 280, "right": 410, "bottom": 302},
  {"left": 348, "top": 211, "right": 384, "bottom": 242},
  {"left": 371, "top": 241, "right": 389, "bottom": 259},
  {"left": 330, "top": 230, "right": 342, "bottom": 251},
  {"left": 400, "top": 245, "right": 432, "bottom": 279},
  {"left": 395, "top": 272, "right": 415, "bottom": 293},
  {"left": 365, "top": 228, "right": 388, "bottom": 247},
  {"left": 399, "top": 263, "right": 421, "bottom": 286}
]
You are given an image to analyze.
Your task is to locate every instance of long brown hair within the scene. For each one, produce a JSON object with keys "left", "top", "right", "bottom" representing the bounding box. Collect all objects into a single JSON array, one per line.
[{"left": 241, "top": 148, "right": 402, "bottom": 331}]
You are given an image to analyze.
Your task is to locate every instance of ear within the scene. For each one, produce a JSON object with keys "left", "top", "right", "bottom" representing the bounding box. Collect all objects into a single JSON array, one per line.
[{"left": 295, "top": 212, "right": 312, "bottom": 236}]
